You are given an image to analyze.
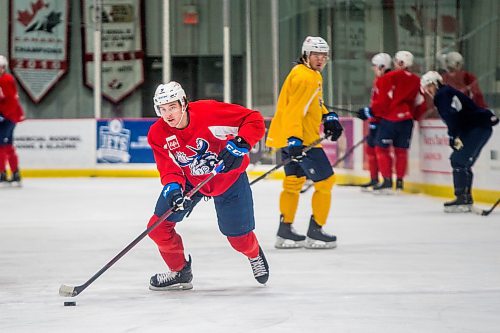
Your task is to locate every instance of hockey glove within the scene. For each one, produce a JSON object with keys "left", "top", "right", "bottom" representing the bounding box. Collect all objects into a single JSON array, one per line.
[
  {"left": 489, "top": 110, "right": 499, "bottom": 127},
  {"left": 449, "top": 136, "right": 463, "bottom": 151},
  {"left": 323, "top": 112, "right": 343, "bottom": 141},
  {"left": 218, "top": 136, "right": 251, "bottom": 173},
  {"left": 162, "top": 182, "right": 192, "bottom": 211},
  {"left": 357, "top": 107, "right": 373, "bottom": 121},
  {"left": 287, "top": 137, "right": 305, "bottom": 161}
]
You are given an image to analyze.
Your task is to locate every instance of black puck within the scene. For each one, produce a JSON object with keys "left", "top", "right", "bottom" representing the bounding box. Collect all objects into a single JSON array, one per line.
[{"left": 64, "top": 301, "right": 77, "bottom": 306}]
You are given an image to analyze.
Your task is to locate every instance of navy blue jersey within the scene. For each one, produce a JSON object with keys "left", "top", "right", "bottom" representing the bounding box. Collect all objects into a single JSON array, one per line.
[{"left": 434, "top": 85, "right": 494, "bottom": 137}]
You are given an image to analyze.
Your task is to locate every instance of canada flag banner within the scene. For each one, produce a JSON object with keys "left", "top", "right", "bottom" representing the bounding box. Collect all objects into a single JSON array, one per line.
[{"left": 9, "top": 0, "right": 70, "bottom": 104}]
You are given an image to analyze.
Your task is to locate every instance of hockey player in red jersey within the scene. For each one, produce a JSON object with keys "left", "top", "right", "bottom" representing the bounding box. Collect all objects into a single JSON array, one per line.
[
  {"left": 357, "top": 51, "right": 426, "bottom": 193},
  {"left": 357, "top": 52, "right": 392, "bottom": 191},
  {"left": 146, "top": 81, "right": 268, "bottom": 290},
  {"left": 0, "top": 55, "right": 24, "bottom": 186},
  {"left": 442, "top": 52, "right": 487, "bottom": 108}
]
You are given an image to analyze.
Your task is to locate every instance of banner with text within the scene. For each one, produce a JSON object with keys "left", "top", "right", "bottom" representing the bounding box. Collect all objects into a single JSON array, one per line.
[
  {"left": 9, "top": 0, "right": 70, "bottom": 103},
  {"left": 419, "top": 120, "right": 451, "bottom": 174},
  {"left": 82, "top": 0, "right": 144, "bottom": 104}
]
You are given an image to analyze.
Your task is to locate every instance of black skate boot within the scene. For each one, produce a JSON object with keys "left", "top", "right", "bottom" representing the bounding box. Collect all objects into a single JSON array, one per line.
[
  {"left": 444, "top": 194, "right": 472, "bottom": 213},
  {"left": 372, "top": 177, "right": 393, "bottom": 195},
  {"left": 248, "top": 246, "right": 269, "bottom": 284},
  {"left": 275, "top": 215, "right": 306, "bottom": 249},
  {"left": 395, "top": 179, "right": 404, "bottom": 192},
  {"left": 9, "top": 170, "right": 22, "bottom": 187},
  {"left": 0, "top": 172, "right": 9, "bottom": 187},
  {"left": 305, "top": 216, "right": 337, "bottom": 249},
  {"left": 149, "top": 255, "right": 193, "bottom": 290},
  {"left": 360, "top": 179, "right": 378, "bottom": 192}
]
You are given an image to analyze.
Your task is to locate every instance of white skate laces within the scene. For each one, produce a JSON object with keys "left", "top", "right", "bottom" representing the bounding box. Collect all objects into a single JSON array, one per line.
[
  {"left": 249, "top": 256, "right": 267, "bottom": 278},
  {"left": 155, "top": 271, "right": 179, "bottom": 284}
]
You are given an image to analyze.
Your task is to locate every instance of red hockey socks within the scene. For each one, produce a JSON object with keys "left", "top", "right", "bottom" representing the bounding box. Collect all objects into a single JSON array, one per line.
[
  {"left": 366, "top": 145, "right": 378, "bottom": 180},
  {"left": 5, "top": 145, "right": 19, "bottom": 172},
  {"left": 147, "top": 215, "right": 186, "bottom": 272},
  {"left": 227, "top": 231, "right": 259, "bottom": 258},
  {"left": 375, "top": 146, "right": 392, "bottom": 179},
  {"left": 394, "top": 147, "right": 408, "bottom": 179}
]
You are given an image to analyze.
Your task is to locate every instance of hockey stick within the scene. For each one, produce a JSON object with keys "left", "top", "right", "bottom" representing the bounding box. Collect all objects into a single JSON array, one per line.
[
  {"left": 471, "top": 198, "right": 500, "bottom": 216},
  {"left": 300, "top": 135, "right": 368, "bottom": 193},
  {"left": 59, "top": 163, "right": 225, "bottom": 298},
  {"left": 324, "top": 104, "right": 358, "bottom": 116},
  {"left": 249, "top": 137, "right": 325, "bottom": 186}
]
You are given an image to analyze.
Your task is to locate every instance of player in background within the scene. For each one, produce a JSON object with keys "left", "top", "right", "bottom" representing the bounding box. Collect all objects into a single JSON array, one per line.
[
  {"left": 266, "top": 36, "right": 343, "bottom": 249},
  {"left": 442, "top": 52, "right": 488, "bottom": 108},
  {"left": 421, "top": 71, "right": 498, "bottom": 212},
  {"left": 0, "top": 55, "right": 24, "bottom": 187},
  {"left": 357, "top": 52, "right": 392, "bottom": 191},
  {"left": 146, "top": 81, "right": 268, "bottom": 290},
  {"left": 357, "top": 51, "right": 426, "bottom": 194}
]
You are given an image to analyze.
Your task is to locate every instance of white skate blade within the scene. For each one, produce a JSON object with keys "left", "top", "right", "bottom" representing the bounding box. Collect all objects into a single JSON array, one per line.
[
  {"left": 304, "top": 237, "right": 337, "bottom": 249},
  {"left": 372, "top": 188, "right": 394, "bottom": 195},
  {"left": 444, "top": 205, "right": 472, "bottom": 213},
  {"left": 149, "top": 282, "right": 193, "bottom": 291},
  {"left": 275, "top": 237, "right": 304, "bottom": 249}
]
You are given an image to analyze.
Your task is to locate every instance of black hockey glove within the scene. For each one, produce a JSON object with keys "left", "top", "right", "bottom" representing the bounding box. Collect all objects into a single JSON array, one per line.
[
  {"left": 357, "top": 107, "right": 373, "bottom": 121},
  {"left": 448, "top": 136, "right": 463, "bottom": 151},
  {"left": 323, "top": 112, "right": 343, "bottom": 141},
  {"left": 287, "top": 137, "right": 304, "bottom": 161},
  {"left": 162, "top": 182, "right": 192, "bottom": 211},
  {"left": 218, "top": 136, "right": 251, "bottom": 173}
]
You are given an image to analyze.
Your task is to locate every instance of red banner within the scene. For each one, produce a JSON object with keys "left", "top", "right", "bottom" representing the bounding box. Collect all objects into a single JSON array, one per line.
[
  {"left": 9, "top": 0, "right": 71, "bottom": 103},
  {"left": 81, "top": 0, "right": 145, "bottom": 104}
]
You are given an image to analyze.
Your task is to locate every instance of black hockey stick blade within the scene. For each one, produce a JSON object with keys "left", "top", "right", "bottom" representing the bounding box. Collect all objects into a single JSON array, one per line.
[
  {"left": 58, "top": 163, "right": 224, "bottom": 297},
  {"left": 472, "top": 198, "right": 500, "bottom": 216}
]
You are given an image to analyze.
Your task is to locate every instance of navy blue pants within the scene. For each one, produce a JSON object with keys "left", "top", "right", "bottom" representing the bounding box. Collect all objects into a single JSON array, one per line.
[
  {"left": 450, "top": 127, "right": 492, "bottom": 196},
  {"left": 367, "top": 122, "right": 379, "bottom": 148},
  {"left": 281, "top": 147, "right": 334, "bottom": 182},
  {"left": 0, "top": 118, "right": 15, "bottom": 145},
  {"left": 154, "top": 172, "right": 255, "bottom": 237},
  {"left": 376, "top": 119, "right": 414, "bottom": 149}
]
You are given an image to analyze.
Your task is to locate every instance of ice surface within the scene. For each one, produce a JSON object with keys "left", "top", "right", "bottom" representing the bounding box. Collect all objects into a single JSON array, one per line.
[{"left": 1, "top": 178, "right": 499, "bottom": 332}]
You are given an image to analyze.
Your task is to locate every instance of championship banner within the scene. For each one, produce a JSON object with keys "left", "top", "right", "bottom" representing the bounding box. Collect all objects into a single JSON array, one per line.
[
  {"left": 9, "top": 0, "right": 70, "bottom": 103},
  {"left": 82, "top": 0, "right": 144, "bottom": 104}
]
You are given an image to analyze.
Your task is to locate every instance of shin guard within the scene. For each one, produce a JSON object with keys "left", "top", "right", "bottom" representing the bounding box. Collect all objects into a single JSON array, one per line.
[
  {"left": 375, "top": 146, "right": 392, "bottom": 179},
  {"left": 147, "top": 215, "right": 186, "bottom": 272},
  {"left": 5, "top": 145, "right": 19, "bottom": 172},
  {"left": 280, "top": 176, "right": 306, "bottom": 222},
  {"left": 227, "top": 231, "right": 259, "bottom": 258},
  {"left": 366, "top": 145, "right": 378, "bottom": 180},
  {"left": 312, "top": 175, "right": 335, "bottom": 226},
  {"left": 394, "top": 147, "right": 408, "bottom": 179}
]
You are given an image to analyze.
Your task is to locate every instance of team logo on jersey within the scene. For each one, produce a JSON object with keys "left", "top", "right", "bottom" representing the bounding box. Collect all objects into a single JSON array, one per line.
[
  {"left": 164, "top": 135, "right": 180, "bottom": 150},
  {"left": 174, "top": 138, "right": 218, "bottom": 176}
]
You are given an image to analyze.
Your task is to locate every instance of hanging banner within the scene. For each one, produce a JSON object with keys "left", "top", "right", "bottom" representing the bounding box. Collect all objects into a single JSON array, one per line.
[
  {"left": 393, "top": 0, "right": 425, "bottom": 71},
  {"left": 82, "top": 0, "right": 144, "bottom": 104},
  {"left": 9, "top": 0, "right": 70, "bottom": 103}
]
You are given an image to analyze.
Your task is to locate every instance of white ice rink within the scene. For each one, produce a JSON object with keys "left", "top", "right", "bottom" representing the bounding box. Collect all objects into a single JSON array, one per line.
[{"left": 1, "top": 177, "right": 499, "bottom": 332}]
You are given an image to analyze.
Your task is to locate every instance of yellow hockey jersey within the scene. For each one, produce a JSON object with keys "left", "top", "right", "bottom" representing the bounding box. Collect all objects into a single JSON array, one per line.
[{"left": 266, "top": 64, "right": 328, "bottom": 148}]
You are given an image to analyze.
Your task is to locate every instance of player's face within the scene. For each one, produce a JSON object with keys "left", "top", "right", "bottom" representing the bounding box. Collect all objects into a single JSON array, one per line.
[
  {"left": 422, "top": 84, "right": 437, "bottom": 97},
  {"left": 0, "top": 66, "right": 5, "bottom": 75},
  {"left": 158, "top": 101, "right": 184, "bottom": 127},
  {"left": 372, "top": 65, "right": 384, "bottom": 77},
  {"left": 308, "top": 52, "right": 328, "bottom": 71}
]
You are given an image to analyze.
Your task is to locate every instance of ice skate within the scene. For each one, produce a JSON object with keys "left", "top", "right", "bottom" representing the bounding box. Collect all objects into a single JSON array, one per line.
[
  {"left": 305, "top": 216, "right": 337, "bottom": 249},
  {"left": 149, "top": 255, "right": 193, "bottom": 291},
  {"left": 444, "top": 194, "right": 472, "bottom": 213},
  {"left": 0, "top": 172, "right": 10, "bottom": 188},
  {"left": 360, "top": 179, "right": 378, "bottom": 192},
  {"left": 275, "top": 215, "right": 306, "bottom": 249},
  {"left": 248, "top": 246, "right": 269, "bottom": 284},
  {"left": 395, "top": 179, "right": 404, "bottom": 194},
  {"left": 372, "top": 178, "right": 393, "bottom": 195},
  {"left": 9, "top": 170, "right": 22, "bottom": 188}
]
